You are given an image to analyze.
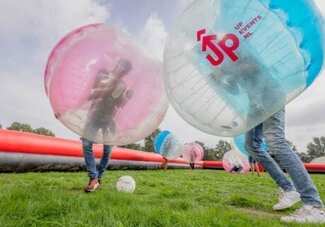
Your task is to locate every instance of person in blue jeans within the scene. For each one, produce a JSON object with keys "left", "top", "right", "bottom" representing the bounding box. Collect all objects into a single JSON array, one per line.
[
  {"left": 82, "top": 59, "right": 133, "bottom": 192},
  {"left": 217, "top": 51, "right": 324, "bottom": 223},
  {"left": 81, "top": 138, "right": 111, "bottom": 192},
  {"left": 246, "top": 109, "right": 325, "bottom": 223}
]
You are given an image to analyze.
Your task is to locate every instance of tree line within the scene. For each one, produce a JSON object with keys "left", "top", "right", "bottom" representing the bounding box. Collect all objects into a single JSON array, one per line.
[
  {"left": 1, "top": 122, "right": 324, "bottom": 162},
  {"left": 1, "top": 122, "right": 55, "bottom": 137},
  {"left": 123, "top": 133, "right": 325, "bottom": 163}
]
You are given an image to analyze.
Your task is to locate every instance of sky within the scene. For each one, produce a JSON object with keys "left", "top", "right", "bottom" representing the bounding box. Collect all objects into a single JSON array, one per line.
[{"left": 0, "top": 0, "right": 325, "bottom": 152}]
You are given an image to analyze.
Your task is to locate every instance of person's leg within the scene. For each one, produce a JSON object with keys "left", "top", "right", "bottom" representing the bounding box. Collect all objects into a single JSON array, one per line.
[
  {"left": 255, "top": 162, "right": 261, "bottom": 177},
  {"left": 81, "top": 138, "right": 100, "bottom": 192},
  {"left": 81, "top": 138, "right": 98, "bottom": 180},
  {"left": 98, "top": 144, "right": 111, "bottom": 180},
  {"left": 107, "top": 119, "right": 116, "bottom": 136},
  {"left": 82, "top": 118, "right": 99, "bottom": 142},
  {"left": 161, "top": 158, "right": 168, "bottom": 170},
  {"left": 249, "top": 156, "right": 255, "bottom": 174},
  {"left": 246, "top": 124, "right": 294, "bottom": 192},
  {"left": 263, "top": 109, "right": 323, "bottom": 207}
]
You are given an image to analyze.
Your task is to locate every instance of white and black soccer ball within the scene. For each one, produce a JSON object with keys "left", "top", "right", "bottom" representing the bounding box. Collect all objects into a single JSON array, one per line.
[{"left": 116, "top": 176, "right": 136, "bottom": 193}]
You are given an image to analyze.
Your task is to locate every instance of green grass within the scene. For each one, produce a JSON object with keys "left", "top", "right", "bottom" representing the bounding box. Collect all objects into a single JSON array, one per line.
[{"left": 1, "top": 170, "right": 325, "bottom": 227}]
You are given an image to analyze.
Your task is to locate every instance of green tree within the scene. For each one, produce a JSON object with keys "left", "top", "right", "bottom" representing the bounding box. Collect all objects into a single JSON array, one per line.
[
  {"left": 214, "top": 140, "right": 231, "bottom": 160},
  {"left": 305, "top": 137, "right": 325, "bottom": 162},
  {"left": 0, "top": 124, "right": 2, "bottom": 129},
  {"left": 122, "top": 143, "right": 144, "bottom": 151},
  {"left": 285, "top": 139, "right": 310, "bottom": 162},
  {"left": 7, "top": 122, "right": 55, "bottom": 137},
  {"left": 33, "top": 127, "right": 55, "bottom": 137},
  {"left": 297, "top": 152, "right": 312, "bottom": 163},
  {"left": 7, "top": 122, "right": 33, "bottom": 133},
  {"left": 204, "top": 148, "right": 215, "bottom": 161},
  {"left": 144, "top": 129, "right": 161, "bottom": 152},
  {"left": 203, "top": 140, "right": 231, "bottom": 161}
]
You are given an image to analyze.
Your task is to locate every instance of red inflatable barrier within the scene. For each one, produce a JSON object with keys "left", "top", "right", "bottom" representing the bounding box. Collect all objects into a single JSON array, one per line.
[
  {"left": 202, "top": 160, "right": 325, "bottom": 173},
  {"left": 1, "top": 129, "right": 325, "bottom": 173},
  {"left": 304, "top": 163, "right": 325, "bottom": 173},
  {"left": 0, "top": 129, "right": 189, "bottom": 171},
  {"left": 202, "top": 161, "right": 223, "bottom": 169}
]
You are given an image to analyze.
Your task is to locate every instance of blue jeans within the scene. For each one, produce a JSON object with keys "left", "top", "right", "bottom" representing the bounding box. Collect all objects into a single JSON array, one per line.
[
  {"left": 246, "top": 109, "right": 323, "bottom": 207},
  {"left": 81, "top": 138, "right": 111, "bottom": 180}
]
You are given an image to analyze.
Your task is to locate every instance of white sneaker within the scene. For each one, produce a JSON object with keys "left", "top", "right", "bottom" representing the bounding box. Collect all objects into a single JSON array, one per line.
[
  {"left": 281, "top": 205, "right": 325, "bottom": 224},
  {"left": 273, "top": 190, "right": 301, "bottom": 211}
]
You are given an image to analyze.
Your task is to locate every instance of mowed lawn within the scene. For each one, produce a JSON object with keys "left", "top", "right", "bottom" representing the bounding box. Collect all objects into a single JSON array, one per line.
[{"left": 1, "top": 170, "right": 325, "bottom": 227}]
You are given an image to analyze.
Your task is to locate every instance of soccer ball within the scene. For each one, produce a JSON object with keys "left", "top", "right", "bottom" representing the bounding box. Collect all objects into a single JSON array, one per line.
[{"left": 116, "top": 176, "right": 136, "bottom": 193}]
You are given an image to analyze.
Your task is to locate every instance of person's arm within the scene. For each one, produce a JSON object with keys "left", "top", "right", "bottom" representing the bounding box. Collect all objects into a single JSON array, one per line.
[
  {"left": 88, "top": 87, "right": 107, "bottom": 100},
  {"left": 88, "top": 73, "right": 104, "bottom": 100},
  {"left": 115, "top": 85, "right": 133, "bottom": 108},
  {"left": 242, "top": 61, "right": 260, "bottom": 75},
  {"left": 88, "top": 75, "right": 116, "bottom": 100},
  {"left": 210, "top": 72, "right": 240, "bottom": 95}
]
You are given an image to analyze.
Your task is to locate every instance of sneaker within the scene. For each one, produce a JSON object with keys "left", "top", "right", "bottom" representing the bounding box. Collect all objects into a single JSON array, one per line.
[
  {"left": 84, "top": 178, "right": 100, "bottom": 193},
  {"left": 281, "top": 205, "right": 325, "bottom": 223},
  {"left": 273, "top": 190, "right": 301, "bottom": 211}
]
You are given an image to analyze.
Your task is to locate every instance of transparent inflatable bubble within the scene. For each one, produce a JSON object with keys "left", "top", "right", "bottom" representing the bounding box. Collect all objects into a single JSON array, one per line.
[
  {"left": 45, "top": 24, "right": 168, "bottom": 145},
  {"left": 222, "top": 149, "right": 250, "bottom": 173},
  {"left": 182, "top": 142, "right": 204, "bottom": 163},
  {"left": 153, "top": 130, "right": 184, "bottom": 159},
  {"left": 164, "top": 0, "right": 325, "bottom": 137}
]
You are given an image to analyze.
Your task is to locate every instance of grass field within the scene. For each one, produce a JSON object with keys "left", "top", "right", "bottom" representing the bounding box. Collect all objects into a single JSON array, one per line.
[{"left": 1, "top": 170, "right": 325, "bottom": 227}]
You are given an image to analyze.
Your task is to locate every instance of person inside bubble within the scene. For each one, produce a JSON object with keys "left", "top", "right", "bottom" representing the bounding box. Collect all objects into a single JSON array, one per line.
[
  {"left": 83, "top": 58, "right": 133, "bottom": 142},
  {"left": 189, "top": 150, "right": 196, "bottom": 170},
  {"left": 211, "top": 53, "right": 324, "bottom": 221},
  {"left": 209, "top": 51, "right": 286, "bottom": 129},
  {"left": 185, "top": 143, "right": 196, "bottom": 170},
  {"left": 229, "top": 159, "right": 243, "bottom": 173},
  {"left": 81, "top": 58, "right": 133, "bottom": 193},
  {"left": 230, "top": 165, "right": 243, "bottom": 173}
]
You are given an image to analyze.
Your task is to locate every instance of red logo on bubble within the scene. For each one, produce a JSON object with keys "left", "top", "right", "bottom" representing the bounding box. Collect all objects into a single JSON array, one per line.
[{"left": 197, "top": 29, "right": 240, "bottom": 66}]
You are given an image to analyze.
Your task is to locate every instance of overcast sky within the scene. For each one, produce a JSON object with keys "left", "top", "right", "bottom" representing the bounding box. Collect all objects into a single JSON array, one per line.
[{"left": 1, "top": 0, "right": 325, "bottom": 152}]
